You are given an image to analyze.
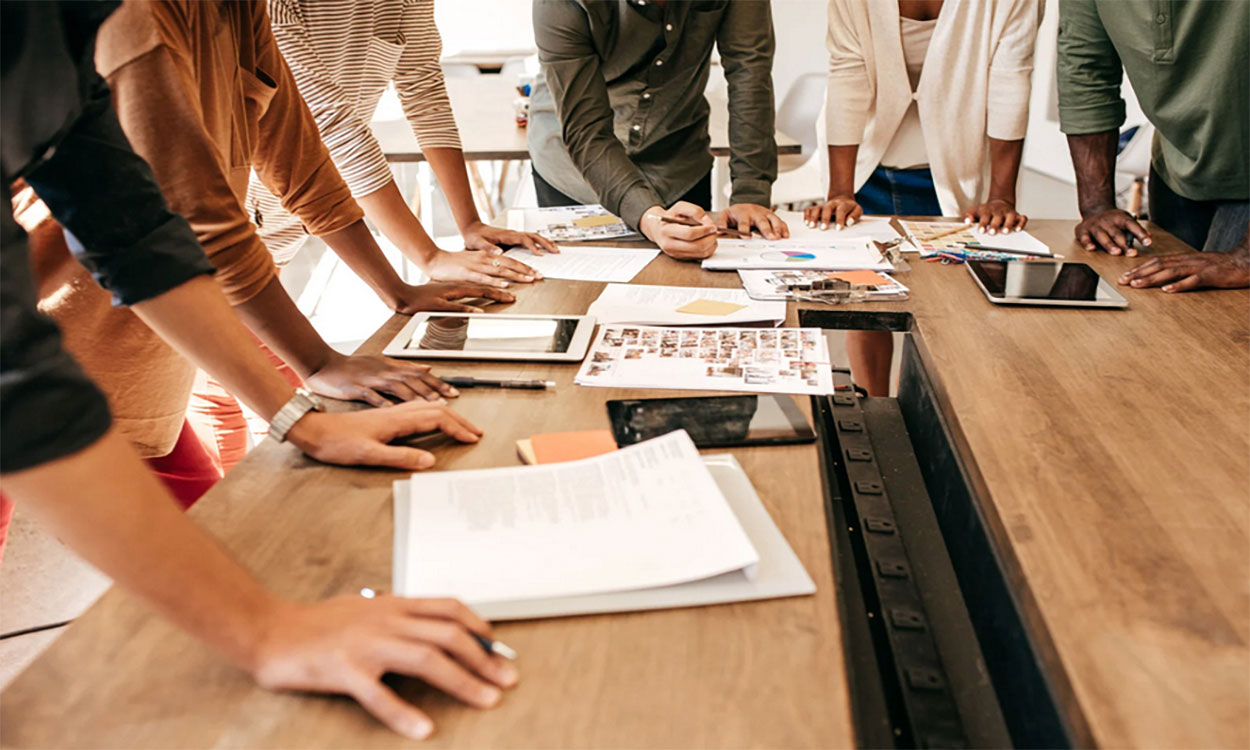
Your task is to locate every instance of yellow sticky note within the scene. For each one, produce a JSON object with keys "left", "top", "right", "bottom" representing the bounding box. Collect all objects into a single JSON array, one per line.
[
  {"left": 675, "top": 298, "right": 748, "bottom": 316},
  {"left": 571, "top": 214, "right": 621, "bottom": 228}
]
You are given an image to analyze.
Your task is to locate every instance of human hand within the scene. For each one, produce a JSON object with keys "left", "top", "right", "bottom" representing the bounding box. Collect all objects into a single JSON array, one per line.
[
  {"left": 461, "top": 220, "right": 558, "bottom": 256},
  {"left": 963, "top": 199, "right": 1027, "bottom": 235},
  {"left": 719, "top": 203, "right": 790, "bottom": 240},
  {"left": 286, "top": 400, "right": 482, "bottom": 469},
  {"left": 1075, "top": 206, "right": 1152, "bottom": 256},
  {"left": 305, "top": 352, "right": 458, "bottom": 406},
  {"left": 251, "top": 595, "right": 517, "bottom": 739},
  {"left": 383, "top": 282, "right": 515, "bottom": 315},
  {"left": 427, "top": 249, "right": 543, "bottom": 288},
  {"left": 803, "top": 194, "right": 863, "bottom": 231},
  {"left": 639, "top": 201, "right": 719, "bottom": 260},
  {"left": 1118, "top": 251, "right": 1250, "bottom": 293}
]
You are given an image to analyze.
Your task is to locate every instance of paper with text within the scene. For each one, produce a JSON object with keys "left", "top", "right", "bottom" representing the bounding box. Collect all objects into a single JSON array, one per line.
[
  {"left": 503, "top": 244, "right": 658, "bottom": 283},
  {"left": 506, "top": 205, "right": 635, "bottom": 242},
  {"left": 587, "top": 284, "right": 786, "bottom": 326},
  {"left": 401, "top": 431, "right": 759, "bottom": 604}
]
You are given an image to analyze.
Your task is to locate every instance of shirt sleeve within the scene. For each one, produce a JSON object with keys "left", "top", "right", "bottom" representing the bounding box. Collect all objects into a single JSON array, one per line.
[
  {"left": 987, "top": 0, "right": 1043, "bottom": 141},
  {"left": 824, "top": 0, "right": 873, "bottom": 147},
  {"left": 20, "top": 73, "right": 215, "bottom": 307},
  {"left": 0, "top": 195, "right": 112, "bottom": 474},
  {"left": 1056, "top": 0, "right": 1126, "bottom": 135},
  {"left": 104, "top": 45, "right": 279, "bottom": 305},
  {"left": 248, "top": 2, "right": 365, "bottom": 238},
  {"left": 267, "top": 0, "right": 396, "bottom": 199},
  {"left": 534, "top": 0, "right": 662, "bottom": 230},
  {"left": 717, "top": 0, "right": 777, "bottom": 207},
  {"left": 393, "top": 0, "right": 464, "bottom": 152}
]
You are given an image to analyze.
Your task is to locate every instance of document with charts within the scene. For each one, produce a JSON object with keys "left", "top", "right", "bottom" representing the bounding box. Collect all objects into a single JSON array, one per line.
[
  {"left": 396, "top": 430, "right": 759, "bottom": 605},
  {"left": 506, "top": 204, "right": 636, "bottom": 242},
  {"left": 738, "top": 269, "right": 909, "bottom": 301},
  {"left": 701, "top": 239, "right": 892, "bottom": 271},
  {"left": 575, "top": 325, "right": 834, "bottom": 395}
]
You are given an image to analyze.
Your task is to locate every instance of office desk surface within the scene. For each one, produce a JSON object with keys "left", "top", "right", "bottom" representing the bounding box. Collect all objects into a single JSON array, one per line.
[
  {"left": 372, "top": 75, "right": 802, "bottom": 162},
  {"left": 3, "top": 221, "right": 1247, "bottom": 749}
]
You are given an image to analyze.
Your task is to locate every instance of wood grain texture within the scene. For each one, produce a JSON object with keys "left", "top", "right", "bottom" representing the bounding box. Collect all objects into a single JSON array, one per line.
[
  {"left": 372, "top": 76, "right": 800, "bottom": 162},
  {"left": 0, "top": 253, "right": 850, "bottom": 749},
  {"left": 3, "top": 220, "right": 1246, "bottom": 748}
]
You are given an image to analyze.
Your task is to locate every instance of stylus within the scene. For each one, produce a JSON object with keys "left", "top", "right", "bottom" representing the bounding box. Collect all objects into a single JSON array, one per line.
[
  {"left": 440, "top": 376, "right": 557, "bottom": 390},
  {"left": 659, "top": 216, "right": 750, "bottom": 239}
]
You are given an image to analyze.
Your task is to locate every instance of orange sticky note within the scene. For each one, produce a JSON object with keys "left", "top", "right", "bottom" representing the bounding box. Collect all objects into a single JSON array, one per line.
[
  {"left": 828, "top": 270, "right": 890, "bottom": 286},
  {"left": 529, "top": 430, "right": 618, "bottom": 464},
  {"left": 674, "top": 298, "right": 748, "bottom": 316}
]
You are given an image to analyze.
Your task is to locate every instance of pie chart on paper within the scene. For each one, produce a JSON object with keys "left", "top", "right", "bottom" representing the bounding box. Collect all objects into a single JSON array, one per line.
[{"left": 761, "top": 250, "right": 818, "bottom": 262}]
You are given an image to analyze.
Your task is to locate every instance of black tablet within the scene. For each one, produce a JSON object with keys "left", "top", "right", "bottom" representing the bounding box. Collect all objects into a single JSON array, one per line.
[
  {"left": 607, "top": 395, "right": 816, "bottom": 449},
  {"left": 966, "top": 260, "right": 1127, "bottom": 308}
]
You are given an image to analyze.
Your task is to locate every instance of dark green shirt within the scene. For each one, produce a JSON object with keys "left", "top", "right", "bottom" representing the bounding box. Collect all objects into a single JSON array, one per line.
[
  {"left": 529, "top": 0, "right": 777, "bottom": 229},
  {"left": 1057, "top": 0, "right": 1249, "bottom": 201}
]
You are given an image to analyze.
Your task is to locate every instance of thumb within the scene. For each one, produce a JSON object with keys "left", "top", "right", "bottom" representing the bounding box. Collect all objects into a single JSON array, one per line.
[{"left": 669, "top": 201, "right": 710, "bottom": 223}]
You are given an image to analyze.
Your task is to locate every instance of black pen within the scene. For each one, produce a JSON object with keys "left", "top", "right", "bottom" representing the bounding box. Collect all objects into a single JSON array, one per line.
[
  {"left": 957, "top": 241, "right": 1052, "bottom": 257},
  {"left": 440, "top": 376, "right": 556, "bottom": 390},
  {"left": 360, "top": 588, "right": 517, "bottom": 660}
]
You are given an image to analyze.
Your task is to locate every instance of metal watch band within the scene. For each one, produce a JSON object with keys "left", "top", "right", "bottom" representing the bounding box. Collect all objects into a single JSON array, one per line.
[{"left": 267, "top": 388, "right": 325, "bottom": 443}]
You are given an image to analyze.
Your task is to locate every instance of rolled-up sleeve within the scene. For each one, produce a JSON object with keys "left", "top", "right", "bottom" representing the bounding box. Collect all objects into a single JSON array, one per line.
[
  {"left": 21, "top": 74, "right": 214, "bottom": 307},
  {"left": 718, "top": 1, "right": 777, "bottom": 207},
  {"left": 249, "top": 2, "right": 363, "bottom": 239},
  {"left": 1, "top": 200, "right": 112, "bottom": 473},
  {"left": 824, "top": 0, "right": 873, "bottom": 147},
  {"left": 987, "top": 0, "right": 1042, "bottom": 141},
  {"left": 535, "top": 0, "right": 661, "bottom": 230},
  {"left": 105, "top": 46, "right": 277, "bottom": 305},
  {"left": 1056, "top": 0, "right": 1125, "bottom": 135}
]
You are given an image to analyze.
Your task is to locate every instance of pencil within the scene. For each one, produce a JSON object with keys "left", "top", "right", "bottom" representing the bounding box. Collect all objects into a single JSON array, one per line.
[{"left": 659, "top": 216, "right": 749, "bottom": 239}]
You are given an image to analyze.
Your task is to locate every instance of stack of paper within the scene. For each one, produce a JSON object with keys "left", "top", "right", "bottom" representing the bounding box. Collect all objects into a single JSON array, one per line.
[
  {"left": 586, "top": 284, "right": 787, "bottom": 326},
  {"left": 503, "top": 245, "right": 658, "bottom": 283},
  {"left": 575, "top": 324, "right": 834, "bottom": 395},
  {"left": 506, "top": 204, "right": 635, "bottom": 242},
  {"left": 702, "top": 239, "right": 892, "bottom": 271},
  {"left": 738, "top": 269, "right": 910, "bottom": 301},
  {"left": 396, "top": 431, "right": 758, "bottom": 605},
  {"left": 899, "top": 220, "right": 1053, "bottom": 256}
]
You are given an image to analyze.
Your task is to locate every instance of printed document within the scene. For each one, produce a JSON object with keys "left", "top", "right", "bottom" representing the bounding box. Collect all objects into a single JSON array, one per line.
[
  {"left": 503, "top": 245, "right": 658, "bottom": 283},
  {"left": 506, "top": 205, "right": 635, "bottom": 242},
  {"left": 587, "top": 284, "right": 787, "bottom": 326},
  {"left": 399, "top": 431, "right": 759, "bottom": 604}
]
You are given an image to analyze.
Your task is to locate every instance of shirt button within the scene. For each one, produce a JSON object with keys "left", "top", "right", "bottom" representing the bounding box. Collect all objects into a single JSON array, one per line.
[
  {"left": 642, "top": 92, "right": 652, "bottom": 100},
  {"left": 1155, "top": 13, "right": 1166, "bottom": 23},
  {"left": 632, "top": 124, "right": 641, "bottom": 131},
  {"left": 666, "top": 23, "right": 673, "bottom": 31},
  {"left": 655, "top": 59, "right": 664, "bottom": 67}
]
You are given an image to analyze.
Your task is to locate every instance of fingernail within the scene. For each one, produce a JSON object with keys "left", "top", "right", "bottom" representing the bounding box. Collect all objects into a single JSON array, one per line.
[
  {"left": 834, "top": 224, "right": 843, "bottom": 231},
  {"left": 820, "top": 223, "right": 828, "bottom": 230},
  {"left": 847, "top": 217, "right": 857, "bottom": 226},
  {"left": 964, "top": 217, "right": 973, "bottom": 224},
  {"left": 989, "top": 229, "right": 996, "bottom": 236},
  {"left": 1144, "top": 238, "right": 1153, "bottom": 246},
  {"left": 447, "top": 387, "right": 459, "bottom": 397},
  {"left": 479, "top": 685, "right": 502, "bottom": 707},
  {"left": 499, "top": 662, "right": 520, "bottom": 687},
  {"left": 407, "top": 718, "right": 434, "bottom": 739},
  {"left": 417, "top": 454, "right": 436, "bottom": 470},
  {"left": 1163, "top": 285, "right": 1174, "bottom": 292}
]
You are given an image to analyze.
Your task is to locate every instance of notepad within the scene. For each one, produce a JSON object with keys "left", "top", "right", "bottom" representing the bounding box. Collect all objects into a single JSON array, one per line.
[
  {"left": 395, "top": 431, "right": 759, "bottom": 606},
  {"left": 520, "top": 430, "right": 618, "bottom": 465}
]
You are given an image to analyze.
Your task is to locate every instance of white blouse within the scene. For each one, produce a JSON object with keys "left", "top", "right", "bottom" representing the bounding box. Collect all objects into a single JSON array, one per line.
[
  {"left": 879, "top": 16, "right": 937, "bottom": 171},
  {"left": 824, "top": 0, "right": 1043, "bottom": 214}
]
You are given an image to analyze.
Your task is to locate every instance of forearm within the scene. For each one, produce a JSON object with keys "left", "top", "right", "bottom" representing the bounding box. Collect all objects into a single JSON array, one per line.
[
  {"left": 317, "top": 218, "right": 411, "bottom": 308},
  {"left": 1066, "top": 130, "right": 1119, "bottom": 216},
  {"left": 826, "top": 144, "right": 860, "bottom": 198},
  {"left": 2, "top": 429, "right": 282, "bottom": 672},
  {"left": 423, "top": 147, "right": 482, "bottom": 233},
  {"left": 131, "top": 275, "right": 296, "bottom": 420},
  {"left": 353, "top": 184, "right": 441, "bottom": 269},
  {"left": 231, "top": 276, "right": 337, "bottom": 381},
  {"left": 987, "top": 137, "right": 1025, "bottom": 204}
]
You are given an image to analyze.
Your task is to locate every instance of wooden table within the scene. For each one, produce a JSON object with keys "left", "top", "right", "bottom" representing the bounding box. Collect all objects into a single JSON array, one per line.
[
  {"left": 3, "top": 221, "right": 1247, "bottom": 748},
  {"left": 371, "top": 76, "right": 802, "bottom": 162}
]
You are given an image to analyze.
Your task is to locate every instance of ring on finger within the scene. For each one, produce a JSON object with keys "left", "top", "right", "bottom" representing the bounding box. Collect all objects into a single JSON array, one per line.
[{"left": 492, "top": 259, "right": 501, "bottom": 268}]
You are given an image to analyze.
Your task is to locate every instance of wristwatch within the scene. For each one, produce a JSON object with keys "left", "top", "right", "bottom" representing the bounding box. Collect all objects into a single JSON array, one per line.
[{"left": 267, "top": 388, "right": 325, "bottom": 443}]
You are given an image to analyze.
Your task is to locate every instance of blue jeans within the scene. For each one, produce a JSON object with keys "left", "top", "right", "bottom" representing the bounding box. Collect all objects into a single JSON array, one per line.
[
  {"left": 856, "top": 166, "right": 942, "bottom": 216},
  {"left": 1148, "top": 167, "right": 1249, "bottom": 253}
]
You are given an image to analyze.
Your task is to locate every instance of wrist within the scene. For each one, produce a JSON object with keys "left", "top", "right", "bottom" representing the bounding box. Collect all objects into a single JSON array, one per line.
[
  {"left": 639, "top": 205, "right": 665, "bottom": 243},
  {"left": 986, "top": 194, "right": 1016, "bottom": 207},
  {"left": 245, "top": 596, "right": 303, "bottom": 681},
  {"left": 284, "top": 409, "right": 328, "bottom": 455},
  {"left": 827, "top": 189, "right": 855, "bottom": 202}
]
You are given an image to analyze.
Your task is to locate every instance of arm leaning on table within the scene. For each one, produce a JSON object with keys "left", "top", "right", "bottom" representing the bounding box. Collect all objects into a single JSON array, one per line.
[
  {"left": 266, "top": 0, "right": 549, "bottom": 289},
  {"left": 533, "top": 0, "right": 719, "bottom": 259},
  {"left": 716, "top": 0, "right": 788, "bottom": 240}
]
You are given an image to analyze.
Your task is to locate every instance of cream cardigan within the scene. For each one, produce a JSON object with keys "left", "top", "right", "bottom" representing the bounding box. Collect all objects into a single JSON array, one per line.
[{"left": 824, "top": 0, "right": 1042, "bottom": 215}]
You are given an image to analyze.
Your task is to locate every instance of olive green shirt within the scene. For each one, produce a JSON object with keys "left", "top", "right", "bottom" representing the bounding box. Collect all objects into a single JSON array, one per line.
[
  {"left": 529, "top": 0, "right": 777, "bottom": 230},
  {"left": 1056, "top": 0, "right": 1249, "bottom": 201}
]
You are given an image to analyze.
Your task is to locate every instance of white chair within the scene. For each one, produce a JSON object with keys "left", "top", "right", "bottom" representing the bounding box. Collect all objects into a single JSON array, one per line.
[
  {"left": 775, "top": 72, "right": 826, "bottom": 173},
  {"left": 440, "top": 62, "right": 482, "bottom": 78}
]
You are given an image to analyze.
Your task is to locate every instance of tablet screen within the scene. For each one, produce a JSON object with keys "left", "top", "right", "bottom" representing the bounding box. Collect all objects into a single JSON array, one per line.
[
  {"left": 607, "top": 395, "right": 815, "bottom": 448},
  {"left": 407, "top": 316, "right": 581, "bottom": 353},
  {"left": 967, "top": 260, "right": 1110, "bottom": 302}
]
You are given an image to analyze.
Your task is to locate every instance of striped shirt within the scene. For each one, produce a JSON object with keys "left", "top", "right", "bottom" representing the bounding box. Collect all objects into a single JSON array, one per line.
[{"left": 247, "top": 0, "right": 462, "bottom": 263}]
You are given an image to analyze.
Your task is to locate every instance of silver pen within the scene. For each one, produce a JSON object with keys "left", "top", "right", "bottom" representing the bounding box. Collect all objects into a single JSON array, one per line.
[{"left": 360, "top": 588, "right": 517, "bottom": 661}]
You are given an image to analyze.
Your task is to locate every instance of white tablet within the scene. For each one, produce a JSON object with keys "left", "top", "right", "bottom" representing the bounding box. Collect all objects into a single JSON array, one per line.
[
  {"left": 966, "top": 260, "right": 1128, "bottom": 308},
  {"left": 382, "top": 313, "right": 597, "bottom": 361}
]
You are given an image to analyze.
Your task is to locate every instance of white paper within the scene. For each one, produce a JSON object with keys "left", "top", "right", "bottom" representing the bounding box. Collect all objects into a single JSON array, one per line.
[
  {"left": 586, "top": 283, "right": 787, "bottom": 326},
  {"left": 738, "top": 270, "right": 909, "bottom": 301},
  {"left": 575, "top": 325, "right": 835, "bottom": 395},
  {"left": 766, "top": 211, "right": 902, "bottom": 245},
  {"left": 702, "top": 239, "right": 893, "bottom": 271},
  {"left": 899, "top": 220, "right": 1053, "bottom": 256},
  {"left": 401, "top": 431, "right": 759, "bottom": 605},
  {"left": 502, "top": 245, "right": 658, "bottom": 283},
  {"left": 506, "top": 205, "right": 636, "bottom": 242}
]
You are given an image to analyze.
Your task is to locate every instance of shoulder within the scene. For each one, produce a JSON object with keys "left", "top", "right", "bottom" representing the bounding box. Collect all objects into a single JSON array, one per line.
[{"left": 95, "top": 0, "right": 198, "bottom": 78}]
